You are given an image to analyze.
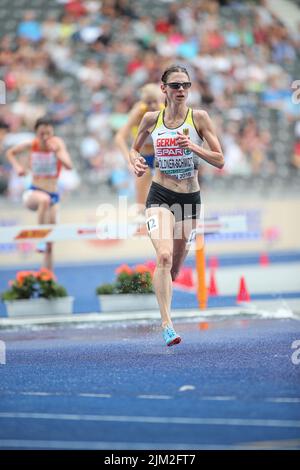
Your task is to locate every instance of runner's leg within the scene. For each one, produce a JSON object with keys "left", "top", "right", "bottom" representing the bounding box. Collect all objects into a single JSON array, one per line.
[{"left": 146, "top": 206, "right": 175, "bottom": 328}]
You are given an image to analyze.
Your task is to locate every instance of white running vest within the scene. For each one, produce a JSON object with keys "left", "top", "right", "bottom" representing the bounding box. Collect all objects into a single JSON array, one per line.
[{"left": 151, "top": 108, "right": 203, "bottom": 180}]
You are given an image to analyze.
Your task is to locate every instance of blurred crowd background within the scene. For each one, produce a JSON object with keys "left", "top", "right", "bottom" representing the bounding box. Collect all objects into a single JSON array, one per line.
[{"left": 0, "top": 0, "right": 299, "bottom": 203}]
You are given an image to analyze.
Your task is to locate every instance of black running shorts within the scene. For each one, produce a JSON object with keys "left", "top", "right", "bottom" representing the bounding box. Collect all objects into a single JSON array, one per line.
[{"left": 145, "top": 181, "right": 201, "bottom": 223}]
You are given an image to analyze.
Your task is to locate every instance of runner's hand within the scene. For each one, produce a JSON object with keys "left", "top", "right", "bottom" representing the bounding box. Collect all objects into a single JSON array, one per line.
[
  {"left": 133, "top": 156, "right": 148, "bottom": 177},
  {"left": 45, "top": 137, "right": 60, "bottom": 152},
  {"left": 177, "top": 131, "right": 192, "bottom": 149}
]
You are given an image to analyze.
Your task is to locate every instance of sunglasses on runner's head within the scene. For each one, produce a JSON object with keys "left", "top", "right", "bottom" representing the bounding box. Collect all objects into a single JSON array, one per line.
[{"left": 164, "top": 82, "right": 192, "bottom": 90}]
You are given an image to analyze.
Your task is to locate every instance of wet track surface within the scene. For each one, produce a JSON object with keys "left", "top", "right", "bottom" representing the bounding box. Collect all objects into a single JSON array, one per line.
[{"left": 0, "top": 317, "right": 300, "bottom": 449}]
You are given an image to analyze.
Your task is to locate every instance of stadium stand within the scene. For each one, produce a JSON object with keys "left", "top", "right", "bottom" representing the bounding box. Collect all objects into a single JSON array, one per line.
[{"left": 0, "top": 0, "right": 299, "bottom": 201}]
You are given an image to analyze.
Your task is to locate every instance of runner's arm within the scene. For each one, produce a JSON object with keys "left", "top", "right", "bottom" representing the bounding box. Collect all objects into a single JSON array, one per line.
[
  {"left": 177, "top": 110, "right": 224, "bottom": 169},
  {"left": 6, "top": 141, "right": 32, "bottom": 176}
]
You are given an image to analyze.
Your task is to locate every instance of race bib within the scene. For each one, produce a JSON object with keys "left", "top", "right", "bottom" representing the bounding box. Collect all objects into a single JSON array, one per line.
[
  {"left": 146, "top": 215, "right": 158, "bottom": 233},
  {"left": 31, "top": 152, "right": 57, "bottom": 177},
  {"left": 157, "top": 155, "right": 194, "bottom": 180}
]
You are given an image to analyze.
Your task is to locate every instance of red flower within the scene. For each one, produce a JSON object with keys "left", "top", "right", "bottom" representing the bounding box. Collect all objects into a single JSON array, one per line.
[
  {"left": 16, "top": 271, "right": 36, "bottom": 285},
  {"left": 134, "top": 264, "right": 151, "bottom": 274},
  {"left": 115, "top": 264, "right": 133, "bottom": 275},
  {"left": 37, "top": 268, "right": 56, "bottom": 281}
]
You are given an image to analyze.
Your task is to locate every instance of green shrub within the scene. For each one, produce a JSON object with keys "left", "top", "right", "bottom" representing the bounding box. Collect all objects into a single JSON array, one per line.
[{"left": 1, "top": 269, "right": 68, "bottom": 301}]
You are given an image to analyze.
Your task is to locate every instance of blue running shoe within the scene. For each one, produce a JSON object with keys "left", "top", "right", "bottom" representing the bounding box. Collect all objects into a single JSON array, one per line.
[{"left": 162, "top": 325, "right": 181, "bottom": 347}]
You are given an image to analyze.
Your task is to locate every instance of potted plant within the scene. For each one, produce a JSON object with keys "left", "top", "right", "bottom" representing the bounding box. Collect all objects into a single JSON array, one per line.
[
  {"left": 1, "top": 268, "right": 74, "bottom": 317},
  {"left": 96, "top": 263, "right": 158, "bottom": 312}
]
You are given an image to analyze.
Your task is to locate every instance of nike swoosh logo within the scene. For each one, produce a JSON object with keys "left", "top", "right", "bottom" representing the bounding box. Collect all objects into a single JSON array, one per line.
[{"left": 158, "top": 132, "right": 167, "bottom": 135}]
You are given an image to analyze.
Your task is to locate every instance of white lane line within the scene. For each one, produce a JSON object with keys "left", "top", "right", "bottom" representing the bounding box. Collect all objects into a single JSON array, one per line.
[
  {"left": 137, "top": 395, "right": 172, "bottom": 400},
  {"left": 0, "top": 412, "right": 300, "bottom": 428},
  {"left": 266, "top": 398, "right": 300, "bottom": 403},
  {"left": 200, "top": 396, "right": 236, "bottom": 401},
  {"left": 3, "top": 392, "right": 300, "bottom": 404},
  {"left": 19, "top": 392, "right": 60, "bottom": 397},
  {"left": 2, "top": 391, "right": 112, "bottom": 398},
  {"left": 78, "top": 394, "right": 111, "bottom": 398}
]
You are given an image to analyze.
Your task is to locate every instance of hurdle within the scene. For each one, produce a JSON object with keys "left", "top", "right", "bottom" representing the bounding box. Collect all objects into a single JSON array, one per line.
[
  {"left": 0, "top": 215, "right": 247, "bottom": 243},
  {"left": 0, "top": 215, "right": 248, "bottom": 310}
]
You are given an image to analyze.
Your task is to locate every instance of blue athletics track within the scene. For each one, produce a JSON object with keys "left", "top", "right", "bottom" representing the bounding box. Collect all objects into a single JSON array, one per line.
[{"left": 0, "top": 252, "right": 300, "bottom": 449}]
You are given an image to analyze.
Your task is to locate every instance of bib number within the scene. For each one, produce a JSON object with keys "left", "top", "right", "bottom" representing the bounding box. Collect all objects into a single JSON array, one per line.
[{"left": 146, "top": 216, "right": 158, "bottom": 233}]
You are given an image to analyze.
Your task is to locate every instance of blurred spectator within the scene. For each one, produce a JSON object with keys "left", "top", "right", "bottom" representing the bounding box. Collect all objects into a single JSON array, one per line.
[
  {"left": 85, "top": 93, "right": 111, "bottom": 140},
  {"left": 76, "top": 17, "right": 102, "bottom": 44},
  {"left": 108, "top": 150, "right": 135, "bottom": 199},
  {"left": 77, "top": 58, "right": 103, "bottom": 90},
  {"left": 64, "top": 0, "right": 87, "bottom": 18},
  {"left": 95, "top": 23, "right": 113, "bottom": 48},
  {"left": 115, "top": 0, "right": 137, "bottom": 20},
  {"left": 42, "top": 15, "right": 61, "bottom": 43},
  {"left": 261, "top": 76, "right": 290, "bottom": 111},
  {"left": 47, "top": 87, "right": 76, "bottom": 126},
  {"left": 221, "top": 122, "right": 251, "bottom": 176},
  {"left": 80, "top": 133, "right": 102, "bottom": 170},
  {"left": 59, "top": 14, "right": 77, "bottom": 41},
  {"left": 10, "top": 94, "right": 45, "bottom": 129},
  {"left": 239, "top": 117, "right": 272, "bottom": 175},
  {"left": 17, "top": 11, "right": 42, "bottom": 43}
]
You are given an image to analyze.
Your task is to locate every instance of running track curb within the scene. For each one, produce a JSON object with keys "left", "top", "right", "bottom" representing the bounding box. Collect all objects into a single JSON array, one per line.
[{"left": 0, "top": 299, "right": 299, "bottom": 328}]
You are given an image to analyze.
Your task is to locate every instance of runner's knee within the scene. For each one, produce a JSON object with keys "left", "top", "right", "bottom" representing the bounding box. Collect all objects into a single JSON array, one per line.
[{"left": 157, "top": 250, "right": 172, "bottom": 269}]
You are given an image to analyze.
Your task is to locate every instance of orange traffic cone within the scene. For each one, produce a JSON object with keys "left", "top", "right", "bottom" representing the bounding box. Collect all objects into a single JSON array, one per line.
[
  {"left": 237, "top": 276, "right": 250, "bottom": 302},
  {"left": 208, "top": 269, "right": 218, "bottom": 296},
  {"left": 175, "top": 267, "right": 194, "bottom": 288}
]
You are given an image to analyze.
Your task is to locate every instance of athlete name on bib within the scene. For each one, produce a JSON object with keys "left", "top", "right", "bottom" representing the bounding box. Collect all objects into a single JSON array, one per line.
[{"left": 155, "top": 138, "right": 194, "bottom": 180}]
